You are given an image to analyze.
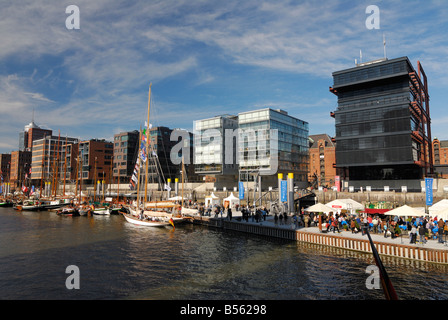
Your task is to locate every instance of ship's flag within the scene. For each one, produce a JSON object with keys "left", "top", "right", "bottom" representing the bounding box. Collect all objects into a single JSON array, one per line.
[{"left": 169, "top": 218, "right": 175, "bottom": 229}]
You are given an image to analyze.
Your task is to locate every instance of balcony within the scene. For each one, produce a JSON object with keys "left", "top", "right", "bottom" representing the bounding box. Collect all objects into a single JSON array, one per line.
[{"left": 329, "top": 87, "right": 338, "bottom": 95}]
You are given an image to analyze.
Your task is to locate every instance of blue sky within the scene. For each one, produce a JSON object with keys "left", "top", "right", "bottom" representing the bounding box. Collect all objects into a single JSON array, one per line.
[{"left": 1, "top": 0, "right": 448, "bottom": 154}]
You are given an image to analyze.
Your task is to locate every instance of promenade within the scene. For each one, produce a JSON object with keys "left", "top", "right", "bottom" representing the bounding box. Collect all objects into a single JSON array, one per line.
[{"left": 190, "top": 210, "right": 448, "bottom": 264}]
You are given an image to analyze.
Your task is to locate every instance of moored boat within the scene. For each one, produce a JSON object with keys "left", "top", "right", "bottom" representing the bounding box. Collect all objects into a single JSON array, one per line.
[
  {"left": 122, "top": 211, "right": 172, "bottom": 227},
  {"left": 78, "top": 205, "right": 92, "bottom": 216},
  {"left": 56, "top": 206, "right": 79, "bottom": 216},
  {"left": 14, "top": 199, "right": 44, "bottom": 211},
  {"left": 93, "top": 207, "right": 111, "bottom": 215},
  {"left": 0, "top": 200, "right": 14, "bottom": 207},
  {"left": 40, "top": 198, "right": 72, "bottom": 210}
]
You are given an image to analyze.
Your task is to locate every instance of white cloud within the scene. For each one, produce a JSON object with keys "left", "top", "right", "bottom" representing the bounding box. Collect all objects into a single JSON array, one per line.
[{"left": 1, "top": 0, "right": 448, "bottom": 153}]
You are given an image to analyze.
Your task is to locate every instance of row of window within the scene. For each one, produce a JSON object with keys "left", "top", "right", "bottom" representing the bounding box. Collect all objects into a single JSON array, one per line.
[{"left": 333, "top": 60, "right": 409, "bottom": 87}]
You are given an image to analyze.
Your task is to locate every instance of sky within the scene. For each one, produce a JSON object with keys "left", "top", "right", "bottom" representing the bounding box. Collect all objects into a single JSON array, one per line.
[{"left": 1, "top": 0, "right": 448, "bottom": 154}]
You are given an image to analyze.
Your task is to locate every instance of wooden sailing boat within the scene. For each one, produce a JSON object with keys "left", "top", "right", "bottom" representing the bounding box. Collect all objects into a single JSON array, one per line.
[
  {"left": 122, "top": 84, "right": 173, "bottom": 227},
  {"left": 177, "top": 153, "right": 197, "bottom": 219}
]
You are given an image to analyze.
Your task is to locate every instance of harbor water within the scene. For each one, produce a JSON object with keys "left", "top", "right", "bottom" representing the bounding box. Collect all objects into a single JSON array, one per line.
[{"left": 1, "top": 207, "right": 448, "bottom": 300}]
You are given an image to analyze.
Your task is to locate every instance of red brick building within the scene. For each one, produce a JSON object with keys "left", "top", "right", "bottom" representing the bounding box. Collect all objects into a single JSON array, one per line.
[
  {"left": 433, "top": 138, "right": 448, "bottom": 178},
  {"left": 0, "top": 154, "right": 11, "bottom": 183},
  {"left": 10, "top": 150, "right": 32, "bottom": 189},
  {"left": 308, "top": 134, "right": 336, "bottom": 189},
  {"left": 19, "top": 120, "right": 52, "bottom": 152},
  {"left": 78, "top": 139, "right": 114, "bottom": 185}
]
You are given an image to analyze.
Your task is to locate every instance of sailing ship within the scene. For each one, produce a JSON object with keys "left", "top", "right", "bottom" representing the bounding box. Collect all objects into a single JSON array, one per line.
[
  {"left": 14, "top": 199, "right": 44, "bottom": 211},
  {"left": 122, "top": 84, "right": 179, "bottom": 228}
]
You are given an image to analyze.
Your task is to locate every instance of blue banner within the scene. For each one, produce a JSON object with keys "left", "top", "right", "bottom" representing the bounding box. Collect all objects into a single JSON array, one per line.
[
  {"left": 238, "top": 182, "right": 245, "bottom": 200},
  {"left": 425, "top": 178, "right": 433, "bottom": 206},
  {"left": 281, "top": 180, "right": 287, "bottom": 203}
]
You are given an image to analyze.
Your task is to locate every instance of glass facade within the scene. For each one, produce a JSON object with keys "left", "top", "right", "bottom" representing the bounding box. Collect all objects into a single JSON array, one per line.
[
  {"left": 238, "top": 109, "right": 309, "bottom": 181},
  {"left": 194, "top": 115, "right": 239, "bottom": 175},
  {"left": 332, "top": 57, "right": 429, "bottom": 180},
  {"left": 194, "top": 109, "right": 309, "bottom": 182}
]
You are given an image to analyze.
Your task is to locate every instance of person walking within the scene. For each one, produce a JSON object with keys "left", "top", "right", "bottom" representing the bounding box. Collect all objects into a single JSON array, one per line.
[
  {"left": 332, "top": 217, "right": 340, "bottom": 233},
  {"left": 351, "top": 219, "right": 357, "bottom": 234},
  {"left": 438, "top": 218, "right": 445, "bottom": 243},
  {"left": 304, "top": 215, "right": 309, "bottom": 228},
  {"left": 418, "top": 224, "right": 427, "bottom": 244}
]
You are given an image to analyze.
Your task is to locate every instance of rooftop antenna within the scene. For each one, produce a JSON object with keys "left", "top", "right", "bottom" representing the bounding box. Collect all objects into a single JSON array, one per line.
[
  {"left": 383, "top": 33, "right": 387, "bottom": 59},
  {"left": 360, "top": 50, "right": 363, "bottom": 64}
]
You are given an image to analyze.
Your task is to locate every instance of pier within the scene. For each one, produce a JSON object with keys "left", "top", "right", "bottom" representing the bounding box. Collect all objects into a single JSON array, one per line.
[{"left": 191, "top": 214, "right": 448, "bottom": 265}]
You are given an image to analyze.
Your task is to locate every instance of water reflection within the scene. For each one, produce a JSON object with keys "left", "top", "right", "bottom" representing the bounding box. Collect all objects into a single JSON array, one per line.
[{"left": 1, "top": 207, "right": 448, "bottom": 300}]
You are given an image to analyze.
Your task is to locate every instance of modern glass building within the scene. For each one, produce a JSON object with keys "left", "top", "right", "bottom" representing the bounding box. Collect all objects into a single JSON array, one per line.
[
  {"left": 330, "top": 57, "right": 433, "bottom": 182},
  {"left": 194, "top": 115, "right": 239, "bottom": 176},
  {"left": 113, "top": 130, "right": 139, "bottom": 183},
  {"left": 238, "top": 108, "right": 309, "bottom": 184},
  {"left": 194, "top": 109, "right": 309, "bottom": 188}
]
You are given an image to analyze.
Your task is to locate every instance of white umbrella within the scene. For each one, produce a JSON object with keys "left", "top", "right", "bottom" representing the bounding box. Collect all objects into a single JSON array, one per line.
[
  {"left": 304, "top": 203, "right": 335, "bottom": 214},
  {"left": 428, "top": 199, "right": 448, "bottom": 216},
  {"left": 326, "top": 199, "right": 365, "bottom": 211},
  {"left": 383, "top": 205, "right": 426, "bottom": 217},
  {"left": 434, "top": 207, "right": 448, "bottom": 221}
]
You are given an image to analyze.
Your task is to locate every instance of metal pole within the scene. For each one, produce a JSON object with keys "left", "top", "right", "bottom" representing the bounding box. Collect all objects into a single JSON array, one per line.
[
  {"left": 288, "top": 173, "right": 294, "bottom": 214},
  {"left": 278, "top": 173, "right": 283, "bottom": 206}
]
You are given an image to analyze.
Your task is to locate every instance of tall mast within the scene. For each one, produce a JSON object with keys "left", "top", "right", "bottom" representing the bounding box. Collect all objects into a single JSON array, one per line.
[
  {"left": 75, "top": 155, "right": 79, "bottom": 199},
  {"left": 93, "top": 156, "right": 97, "bottom": 203},
  {"left": 110, "top": 155, "right": 113, "bottom": 200},
  {"left": 63, "top": 136, "right": 67, "bottom": 196},
  {"left": 79, "top": 156, "right": 83, "bottom": 204},
  {"left": 181, "top": 153, "right": 184, "bottom": 209},
  {"left": 144, "top": 83, "right": 152, "bottom": 206},
  {"left": 39, "top": 135, "right": 46, "bottom": 198},
  {"left": 54, "top": 130, "right": 61, "bottom": 197},
  {"left": 117, "top": 156, "right": 120, "bottom": 203},
  {"left": 136, "top": 127, "right": 142, "bottom": 210}
]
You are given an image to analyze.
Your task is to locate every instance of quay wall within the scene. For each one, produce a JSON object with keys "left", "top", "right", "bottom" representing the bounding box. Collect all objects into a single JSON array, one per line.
[
  {"left": 295, "top": 230, "right": 448, "bottom": 265},
  {"left": 192, "top": 217, "right": 448, "bottom": 265}
]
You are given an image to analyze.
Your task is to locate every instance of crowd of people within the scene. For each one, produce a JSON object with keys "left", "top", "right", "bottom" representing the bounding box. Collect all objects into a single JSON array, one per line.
[
  {"left": 316, "top": 211, "right": 448, "bottom": 244},
  {"left": 195, "top": 202, "right": 448, "bottom": 245}
]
